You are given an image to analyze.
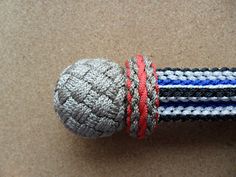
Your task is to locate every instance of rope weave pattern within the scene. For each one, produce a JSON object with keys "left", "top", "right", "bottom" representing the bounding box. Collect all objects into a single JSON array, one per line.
[
  {"left": 157, "top": 68, "right": 236, "bottom": 122},
  {"left": 159, "top": 88, "right": 236, "bottom": 99},
  {"left": 54, "top": 59, "right": 126, "bottom": 138},
  {"left": 54, "top": 55, "right": 236, "bottom": 138},
  {"left": 125, "top": 55, "right": 159, "bottom": 139}
]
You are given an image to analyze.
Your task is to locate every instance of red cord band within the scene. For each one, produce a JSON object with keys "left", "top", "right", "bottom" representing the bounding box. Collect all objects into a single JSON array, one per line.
[{"left": 125, "top": 54, "right": 160, "bottom": 139}]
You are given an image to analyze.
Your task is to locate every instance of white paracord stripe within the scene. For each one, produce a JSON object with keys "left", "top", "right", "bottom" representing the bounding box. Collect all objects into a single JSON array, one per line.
[
  {"left": 160, "top": 96, "right": 236, "bottom": 102},
  {"left": 158, "top": 106, "right": 236, "bottom": 116},
  {"left": 157, "top": 70, "right": 236, "bottom": 81}
]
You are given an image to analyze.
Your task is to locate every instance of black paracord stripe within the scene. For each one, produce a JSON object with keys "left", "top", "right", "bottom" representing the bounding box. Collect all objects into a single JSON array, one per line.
[
  {"left": 159, "top": 88, "right": 236, "bottom": 98},
  {"left": 157, "top": 67, "right": 236, "bottom": 72},
  {"left": 159, "top": 114, "right": 236, "bottom": 122}
]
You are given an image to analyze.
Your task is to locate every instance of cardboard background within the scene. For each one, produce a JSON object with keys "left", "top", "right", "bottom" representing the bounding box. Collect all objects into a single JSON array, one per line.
[{"left": 0, "top": 0, "right": 236, "bottom": 176}]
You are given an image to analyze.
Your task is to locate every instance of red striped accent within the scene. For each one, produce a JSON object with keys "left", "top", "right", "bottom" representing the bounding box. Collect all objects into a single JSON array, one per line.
[
  {"left": 136, "top": 54, "right": 148, "bottom": 139},
  {"left": 125, "top": 60, "right": 132, "bottom": 133},
  {"left": 151, "top": 63, "right": 160, "bottom": 129}
]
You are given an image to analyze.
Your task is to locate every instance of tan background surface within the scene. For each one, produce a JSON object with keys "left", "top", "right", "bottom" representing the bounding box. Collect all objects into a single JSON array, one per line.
[{"left": 0, "top": 0, "right": 236, "bottom": 177}]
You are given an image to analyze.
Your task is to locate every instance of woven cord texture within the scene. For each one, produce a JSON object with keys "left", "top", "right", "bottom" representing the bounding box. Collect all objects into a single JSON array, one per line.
[
  {"left": 157, "top": 67, "right": 236, "bottom": 122},
  {"left": 54, "top": 57, "right": 236, "bottom": 139},
  {"left": 54, "top": 59, "right": 126, "bottom": 138},
  {"left": 125, "top": 55, "right": 159, "bottom": 139}
]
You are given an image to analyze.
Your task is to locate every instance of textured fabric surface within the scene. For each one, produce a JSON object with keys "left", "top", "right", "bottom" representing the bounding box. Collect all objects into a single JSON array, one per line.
[
  {"left": 157, "top": 67, "right": 236, "bottom": 121},
  {"left": 125, "top": 55, "right": 159, "bottom": 138},
  {"left": 2, "top": 1, "right": 236, "bottom": 176},
  {"left": 54, "top": 59, "right": 126, "bottom": 138},
  {"left": 54, "top": 55, "right": 236, "bottom": 139}
]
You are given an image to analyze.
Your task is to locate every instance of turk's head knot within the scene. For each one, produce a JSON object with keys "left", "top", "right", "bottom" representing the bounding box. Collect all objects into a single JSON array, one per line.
[{"left": 53, "top": 55, "right": 160, "bottom": 139}]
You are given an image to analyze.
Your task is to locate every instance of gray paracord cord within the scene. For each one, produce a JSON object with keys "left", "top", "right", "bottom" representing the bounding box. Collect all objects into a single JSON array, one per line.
[{"left": 53, "top": 55, "right": 236, "bottom": 139}]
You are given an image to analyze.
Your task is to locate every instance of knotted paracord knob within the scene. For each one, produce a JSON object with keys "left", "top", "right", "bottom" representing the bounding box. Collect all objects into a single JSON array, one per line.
[
  {"left": 54, "top": 55, "right": 236, "bottom": 139},
  {"left": 54, "top": 55, "right": 159, "bottom": 139}
]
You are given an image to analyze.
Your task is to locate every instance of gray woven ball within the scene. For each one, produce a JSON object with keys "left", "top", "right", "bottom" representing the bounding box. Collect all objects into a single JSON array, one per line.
[{"left": 54, "top": 59, "right": 126, "bottom": 138}]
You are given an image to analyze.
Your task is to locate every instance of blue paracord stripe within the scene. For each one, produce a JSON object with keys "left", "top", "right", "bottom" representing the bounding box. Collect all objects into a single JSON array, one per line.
[
  {"left": 158, "top": 79, "right": 236, "bottom": 86},
  {"left": 160, "top": 101, "right": 236, "bottom": 108}
]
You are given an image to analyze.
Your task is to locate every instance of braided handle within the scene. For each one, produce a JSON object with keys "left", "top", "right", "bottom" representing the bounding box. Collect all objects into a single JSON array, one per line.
[
  {"left": 53, "top": 55, "right": 236, "bottom": 139},
  {"left": 157, "top": 67, "right": 236, "bottom": 122}
]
